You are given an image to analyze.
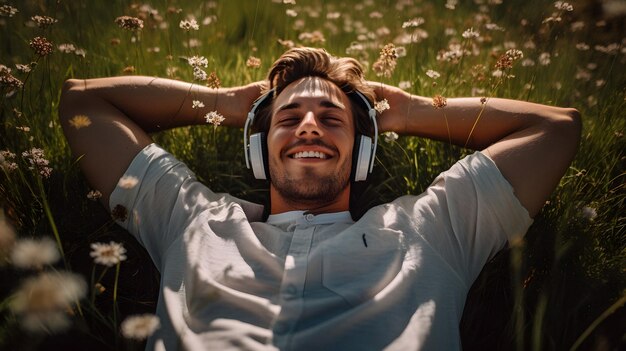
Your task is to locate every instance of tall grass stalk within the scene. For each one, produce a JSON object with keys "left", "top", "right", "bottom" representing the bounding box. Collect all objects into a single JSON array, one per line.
[{"left": 569, "top": 292, "right": 626, "bottom": 351}]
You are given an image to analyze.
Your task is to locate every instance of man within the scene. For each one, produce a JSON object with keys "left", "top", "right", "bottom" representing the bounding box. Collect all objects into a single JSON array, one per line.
[{"left": 59, "top": 47, "right": 580, "bottom": 350}]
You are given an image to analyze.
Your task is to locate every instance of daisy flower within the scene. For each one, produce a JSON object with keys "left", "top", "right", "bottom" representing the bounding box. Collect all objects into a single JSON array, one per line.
[
  {"left": 90, "top": 241, "right": 127, "bottom": 267},
  {"left": 69, "top": 115, "right": 92, "bottom": 129}
]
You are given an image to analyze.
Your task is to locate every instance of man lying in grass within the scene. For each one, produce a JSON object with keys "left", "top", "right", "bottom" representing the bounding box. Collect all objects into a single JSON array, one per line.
[{"left": 59, "top": 47, "right": 580, "bottom": 351}]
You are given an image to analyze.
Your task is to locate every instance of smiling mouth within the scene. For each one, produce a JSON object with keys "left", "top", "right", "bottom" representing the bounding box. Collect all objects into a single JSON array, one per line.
[{"left": 290, "top": 151, "right": 329, "bottom": 159}]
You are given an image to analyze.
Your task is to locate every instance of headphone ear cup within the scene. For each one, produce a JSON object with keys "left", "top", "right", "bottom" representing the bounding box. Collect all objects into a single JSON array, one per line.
[
  {"left": 352, "top": 134, "right": 372, "bottom": 182},
  {"left": 249, "top": 133, "right": 270, "bottom": 180}
]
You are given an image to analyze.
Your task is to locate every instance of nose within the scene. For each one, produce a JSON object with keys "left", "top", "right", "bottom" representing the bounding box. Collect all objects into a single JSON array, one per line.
[{"left": 295, "top": 111, "right": 324, "bottom": 139}]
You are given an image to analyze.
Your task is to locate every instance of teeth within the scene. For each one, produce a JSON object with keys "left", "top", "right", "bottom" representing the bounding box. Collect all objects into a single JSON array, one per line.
[{"left": 292, "top": 151, "right": 327, "bottom": 159}]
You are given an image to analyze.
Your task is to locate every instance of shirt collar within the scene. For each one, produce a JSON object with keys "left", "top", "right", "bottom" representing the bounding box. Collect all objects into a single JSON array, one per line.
[{"left": 266, "top": 210, "right": 354, "bottom": 226}]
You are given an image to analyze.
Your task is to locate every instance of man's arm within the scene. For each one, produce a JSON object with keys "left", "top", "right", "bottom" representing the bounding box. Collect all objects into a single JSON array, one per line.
[
  {"left": 58, "top": 76, "right": 263, "bottom": 207},
  {"left": 372, "top": 83, "right": 581, "bottom": 218}
]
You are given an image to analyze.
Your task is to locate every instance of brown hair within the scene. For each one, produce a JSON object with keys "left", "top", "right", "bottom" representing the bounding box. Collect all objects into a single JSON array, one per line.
[{"left": 251, "top": 47, "right": 375, "bottom": 136}]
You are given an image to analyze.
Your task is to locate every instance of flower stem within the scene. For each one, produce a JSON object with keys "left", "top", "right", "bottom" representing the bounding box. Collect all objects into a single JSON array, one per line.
[
  {"left": 37, "top": 176, "right": 69, "bottom": 270},
  {"left": 113, "top": 262, "right": 121, "bottom": 347},
  {"left": 569, "top": 292, "right": 626, "bottom": 351}
]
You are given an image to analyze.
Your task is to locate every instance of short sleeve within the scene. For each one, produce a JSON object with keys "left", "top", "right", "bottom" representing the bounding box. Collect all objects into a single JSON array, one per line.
[
  {"left": 393, "top": 151, "right": 533, "bottom": 285},
  {"left": 109, "top": 143, "right": 264, "bottom": 269}
]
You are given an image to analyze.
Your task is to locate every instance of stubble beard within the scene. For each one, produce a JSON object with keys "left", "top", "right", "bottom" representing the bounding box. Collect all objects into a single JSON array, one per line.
[{"left": 270, "top": 161, "right": 351, "bottom": 208}]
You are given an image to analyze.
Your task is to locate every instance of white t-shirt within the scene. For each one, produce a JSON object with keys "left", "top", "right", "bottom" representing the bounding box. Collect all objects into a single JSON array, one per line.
[{"left": 110, "top": 143, "right": 532, "bottom": 351}]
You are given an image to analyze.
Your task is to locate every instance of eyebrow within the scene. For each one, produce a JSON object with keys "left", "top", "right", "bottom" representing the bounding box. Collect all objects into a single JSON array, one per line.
[{"left": 276, "top": 99, "right": 346, "bottom": 113}]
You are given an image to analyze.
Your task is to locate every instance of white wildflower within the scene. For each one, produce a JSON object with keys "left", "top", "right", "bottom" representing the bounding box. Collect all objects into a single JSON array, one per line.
[
  {"left": 193, "top": 67, "right": 208, "bottom": 81},
  {"left": 0, "top": 150, "right": 18, "bottom": 172},
  {"left": 554, "top": 1, "right": 573, "bottom": 11},
  {"left": 395, "top": 46, "right": 407, "bottom": 57},
  {"left": 90, "top": 241, "right": 127, "bottom": 267},
  {"left": 202, "top": 15, "right": 218, "bottom": 25},
  {"left": 10, "top": 271, "right": 87, "bottom": 333},
  {"left": 425, "top": 69, "right": 441, "bottom": 79},
  {"left": 15, "top": 63, "right": 31, "bottom": 73},
  {"left": 22, "top": 148, "right": 52, "bottom": 178},
  {"left": 485, "top": 23, "right": 505, "bottom": 31},
  {"left": 246, "top": 56, "right": 261, "bottom": 68},
  {"left": 402, "top": 17, "right": 424, "bottom": 28},
  {"left": 575, "top": 43, "right": 590, "bottom": 51},
  {"left": 445, "top": 0, "right": 458, "bottom": 10},
  {"left": 492, "top": 69, "right": 504, "bottom": 78},
  {"left": 575, "top": 67, "right": 591, "bottom": 81},
  {"left": 398, "top": 81, "right": 412, "bottom": 90},
  {"left": 74, "top": 48, "right": 86, "bottom": 58},
  {"left": 118, "top": 175, "right": 138, "bottom": 189},
  {"left": 57, "top": 43, "right": 76, "bottom": 53},
  {"left": 374, "top": 99, "right": 390, "bottom": 114},
  {"left": 192, "top": 100, "right": 205, "bottom": 109},
  {"left": 187, "top": 55, "right": 208, "bottom": 68},
  {"left": 204, "top": 111, "right": 225, "bottom": 126},
  {"left": 538, "top": 52, "right": 551, "bottom": 65},
  {"left": 179, "top": 18, "right": 199, "bottom": 31},
  {"left": 121, "top": 314, "right": 160, "bottom": 340},
  {"left": 506, "top": 49, "right": 524, "bottom": 60},
  {"left": 11, "top": 237, "right": 60, "bottom": 270},
  {"left": 462, "top": 27, "right": 480, "bottom": 39},
  {"left": 571, "top": 21, "right": 585, "bottom": 32},
  {"left": 523, "top": 39, "right": 537, "bottom": 50},
  {"left": 383, "top": 131, "right": 399, "bottom": 143},
  {"left": 86, "top": 190, "right": 102, "bottom": 201},
  {"left": 0, "top": 5, "right": 19, "bottom": 17}
]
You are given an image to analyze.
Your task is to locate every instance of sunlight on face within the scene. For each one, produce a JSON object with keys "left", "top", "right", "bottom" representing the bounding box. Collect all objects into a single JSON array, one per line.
[
  {"left": 267, "top": 77, "right": 355, "bottom": 212},
  {"left": 273, "top": 77, "right": 349, "bottom": 114}
]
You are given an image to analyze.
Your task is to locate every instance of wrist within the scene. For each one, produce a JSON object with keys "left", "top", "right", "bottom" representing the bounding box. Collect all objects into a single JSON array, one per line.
[{"left": 216, "top": 82, "right": 264, "bottom": 128}]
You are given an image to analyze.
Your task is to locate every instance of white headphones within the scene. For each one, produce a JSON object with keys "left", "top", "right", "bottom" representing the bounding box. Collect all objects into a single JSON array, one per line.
[{"left": 243, "top": 88, "right": 378, "bottom": 182}]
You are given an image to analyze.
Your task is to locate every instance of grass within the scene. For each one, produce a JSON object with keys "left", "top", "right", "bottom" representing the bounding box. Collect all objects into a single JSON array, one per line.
[{"left": 1, "top": 0, "right": 624, "bottom": 350}]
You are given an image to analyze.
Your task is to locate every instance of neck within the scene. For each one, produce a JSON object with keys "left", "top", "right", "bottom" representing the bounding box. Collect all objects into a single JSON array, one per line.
[{"left": 269, "top": 184, "right": 351, "bottom": 215}]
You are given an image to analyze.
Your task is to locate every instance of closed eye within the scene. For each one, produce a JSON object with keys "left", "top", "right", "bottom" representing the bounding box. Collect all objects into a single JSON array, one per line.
[
  {"left": 277, "top": 117, "right": 301, "bottom": 126},
  {"left": 321, "top": 116, "right": 344, "bottom": 126}
]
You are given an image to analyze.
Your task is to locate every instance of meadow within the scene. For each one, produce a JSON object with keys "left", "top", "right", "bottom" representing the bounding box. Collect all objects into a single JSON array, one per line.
[{"left": 0, "top": 0, "right": 624, "bottom": 350}]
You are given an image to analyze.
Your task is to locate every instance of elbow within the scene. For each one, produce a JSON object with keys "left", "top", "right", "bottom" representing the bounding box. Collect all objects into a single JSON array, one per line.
[
  {"left": 59, "top": 79, "right": 85, "bottom": 122},
  {"left": 550, "top": 107, "right": 582, "bottom": 154},
  {"left": 563, "top": 107, "right": 582, "bottom": 146},
  {"left": 61, "top": 78, "right": 85, "bottom": 97}
]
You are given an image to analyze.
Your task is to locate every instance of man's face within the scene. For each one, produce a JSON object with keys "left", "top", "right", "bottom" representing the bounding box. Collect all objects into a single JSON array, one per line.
[{"left": 267, "top": 76, "right": 355, "bottom": 210}]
